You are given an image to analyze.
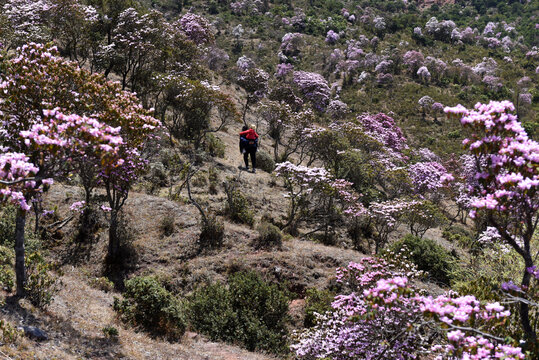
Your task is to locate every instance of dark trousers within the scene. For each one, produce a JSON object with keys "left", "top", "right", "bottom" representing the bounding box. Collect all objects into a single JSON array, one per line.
[{"left": 244, "top": 148, "right": 256, "bottom": 169}]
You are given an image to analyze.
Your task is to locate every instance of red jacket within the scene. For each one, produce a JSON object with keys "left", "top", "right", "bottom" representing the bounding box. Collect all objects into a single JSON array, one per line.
[{"left": 240, "top": 128, "right": 259, "bottom": 140}]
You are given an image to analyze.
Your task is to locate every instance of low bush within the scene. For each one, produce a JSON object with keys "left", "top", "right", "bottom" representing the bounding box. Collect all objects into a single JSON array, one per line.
[
  {"left": 205, "top": 133, "right": 226, "bottom": 158},
  {"left": 199, "top": 214, "right": 225, "bottom": 250},
  {"left": 224, "top": 182, "right": 255, "bottom": 226},
  {"left": 442, "top": 225, "right": 475, "bottom": 249},
  {"left": 160, "top": 213, "right": 176, "bottom": 237},
  {"left": 0, "top": 246, "right": 14, "bottom": 292},
  {"left": 188, "top": 271, "right": 290, "bottom": 353},
  {"left": 390, "top": 235, "right": 457, "bottom": 286},
  {"left": 254, "top": 222, "right": 282, "bottom": 249},
  {"left": 89, "top": 276, "right": 114, "bottom": 292},
  {"left": 256, "top": 150, "right": 275, "bottom": 173},
  {"left": 24, "top": 252, "right": 61, "bottom": 308},
  {"left": 102, "top": 325, "right": 119, "bottom": 339},
  {"left": 0, "top": 206, "right": 16, "bottom": 247},
  {"left": 208, "top": 166, "right": 219, "bottom": 195},
  {"left": 113, "top": 276, "right": 186, "bottom": 340},
  {"left": 0, "top": 319, "right": 22, "bottom": 344},
  {"left": 304, "top": 288, "right": 335, "bottom": 328}
]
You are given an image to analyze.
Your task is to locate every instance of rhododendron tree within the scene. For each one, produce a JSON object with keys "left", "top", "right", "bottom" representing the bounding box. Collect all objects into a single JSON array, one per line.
[
  {"left": 178, "top": 13, "right": 214, "bottom": 45},
  {"left": 274, "top": 161, "right": 359, "bottom": 240},
  {"left": 325, "top": 30, "right": 339, "bottom": 44},
  {"left": 48, "top": 0, "right": 99, "bottom": 64},
  {"left": 417, "top": 66, "right": 431, "bottom": 83},
  {"left": 445, "top": 100, "right": 539, "bottom": 348},
  {"left": 366, "top": 199, "right": 420, "bottom": 253},
  {"left": 1, "top": 108, "right": 123, "bottom": 295},
  {"left": 230, "top": 0, "right": 264, "bottom": 15},
  {"left": 293, "top": 258, "right": 526, "bottom": 359},
  {"left": 408, "top": 161, "right": 448, "bottom": 198},
  {"left": 403, "top": 50, "right": 425, "bottom": 74},
  {"left": 401, "top": 200, "right": 447, "bottom": 238},
  {"left": 326, "top": 100, "right": 348, "bottom": 119},
  {"left": 2, "top": 0, "right": 52, "bottom": 48},
  {"left": 236, "top": 62, "right": 269, "bottom": 123},
  {"left": 293, "top": 71, "right": 331, "bottom": 112},
  {"left": 0, "top": 43, "right": 160, "bottom": 291},
  {"left": 261, "top": 105, "right": 314, "bottom": 163},
  {"left": 154, "top": 74, "right": 238, "bottom": 147},
  {"left": 292, "top": 257, "right": 433, "bottom": 359},
  {"left": 102, "top": 8, "right": 161, "bottom": 90},
  {"left": 280, "top": 32, "right": 303, "bottom": 59}
]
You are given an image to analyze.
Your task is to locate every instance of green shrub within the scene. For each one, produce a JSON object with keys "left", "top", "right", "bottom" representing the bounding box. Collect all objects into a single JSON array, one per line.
[
  {"left": 256, "top": 150, "right": 275, "bottom": 173},
  {"left": 442, "top": 226, "right": 478, "bottom": 253},
  {"left": 0, "top": 246, "right": 14, "bottom": 292},
  {"left": 102, "top": 325, "right": 119, "bottom": 339},
  {"left": 224, "top": 183, "right": 254, "bottom": 226},
  {"left": 254, "top": 222, "right": 282, "bottom": 249},
  {"left": 453, "top": 275, "right": 501, "bottom": 302},
  {"left": 304, "top": 288, "right": 335, "bottom": 328},
  {"left": 205, "top": 133, "right": 226, "bottom": 158},
  {"left": 0, "top": 319, "right": 22, "bottom": 344},
  {"left": 0, "top": 206, "right": 15, "bottom": 247},
  {"left": 160, "top": 213, "right": 176, "bottom": 237},
  {"left": 89, "top": 276, "right": 114, "bottom": 292},
  {"left": 24, "top": 252, "right": 61, "bottom": 308},
  {"left": 390, "top": 235, "right": 457, "bottom": 286},
  {"left": 113, "top": 276, "right": 186, "bottom": 340},
  {"left": 188, "top": 271, "right": 290, "bottom": 353},
  {"left": 208, "top": 166, "right": 219, "bottom": 195},
  {"left": 199, "top": 214, "right": 225, "bottom": 250}
]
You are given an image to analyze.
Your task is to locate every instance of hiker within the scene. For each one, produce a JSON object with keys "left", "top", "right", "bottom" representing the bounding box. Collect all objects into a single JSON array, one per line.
[
  {"left": 239, "top": 125, "right": 249, "bottom": 154},
  {"left": 239, "top": 124, "right": 259, "bottom": 173}
]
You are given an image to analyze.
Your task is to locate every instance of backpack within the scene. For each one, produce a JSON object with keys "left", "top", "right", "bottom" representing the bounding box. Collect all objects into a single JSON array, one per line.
[{"left": 240, "top": 136, "right": 249, "bottom": 147}]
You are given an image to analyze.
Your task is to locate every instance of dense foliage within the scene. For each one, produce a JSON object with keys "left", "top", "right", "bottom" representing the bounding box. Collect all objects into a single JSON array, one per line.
[{"left": 188, "top": 271, "right": 290, "bottom": 353}]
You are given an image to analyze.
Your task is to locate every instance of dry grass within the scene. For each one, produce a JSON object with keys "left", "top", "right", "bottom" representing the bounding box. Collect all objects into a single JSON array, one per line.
[{"left": 1, "top": 268, "right": 278, "bottom": 360}]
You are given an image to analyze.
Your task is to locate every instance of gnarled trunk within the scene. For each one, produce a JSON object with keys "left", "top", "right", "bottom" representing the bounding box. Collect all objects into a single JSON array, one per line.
[
  {"left": 15, "top": 209, "right": 27, "bottom": 296},
  {"left": 520, "top": 255, "right": 537, "bottom": 348},
  {"left": 107, "top": 209, "right": 120, "bottom": 262}
]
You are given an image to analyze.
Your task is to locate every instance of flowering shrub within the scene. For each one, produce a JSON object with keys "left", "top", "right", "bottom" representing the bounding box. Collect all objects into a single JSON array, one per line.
[
  {"left": 357, "top": 113, "right": 407, "bottom": 153},
  {"left": 293, "top": 71, "right": 331, "bottom": 112},
  {"left": 178, "top": 13, "right": 214, "bottom": 45},
  {"left": 325, "top": 30, "right": 339, "bottom": 44},
  {"left": 326, "top": 100, "right": 348, "bottom": 119},
  {"left": 292, "top": 257, "right": 431, "bottom": 360},
  {"left": 230, "top": 0, "right": 264, "bottom": 15},
  {"left": 403, "top": 50, "right": 425, "bottom": 73},
  {"left": 275, "top": 161, "right": 358, "bottom": 239},
  {"left": 275, "top": 63, "right": 293, "bottom": 79},
  {"left": 417, "top": 66, "right": 431, "bottom": 82},
  {"left": 293, "top": 259, "right": 525, "bottom": 359},
  {"left": 408, "top": 161, "right": 448, "bottom": 196},
  {"left": 280, "top": 32, "right": 303, "bottom": 58}
]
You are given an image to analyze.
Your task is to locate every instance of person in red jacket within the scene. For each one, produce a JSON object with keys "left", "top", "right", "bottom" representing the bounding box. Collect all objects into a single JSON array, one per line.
[{"left": 239, "top": 124, "right": 259, "bottom": 173}]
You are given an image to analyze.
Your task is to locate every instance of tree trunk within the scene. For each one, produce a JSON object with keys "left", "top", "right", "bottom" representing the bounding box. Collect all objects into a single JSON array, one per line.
[
  {"left": 15, "top": 209, "right": 27, "bottom": 296},
  {"left": 521, "top": 255, "right": 537, "bottom": 348},
  {"left": 107, "top": 210, "right": 120, "bottom": 262}
]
